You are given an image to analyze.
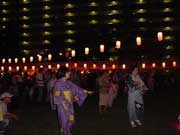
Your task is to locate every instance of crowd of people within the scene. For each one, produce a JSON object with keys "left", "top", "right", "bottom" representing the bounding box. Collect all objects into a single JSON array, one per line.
[{"left": 0, "top": 65, "right": 180, "bottom": 134}]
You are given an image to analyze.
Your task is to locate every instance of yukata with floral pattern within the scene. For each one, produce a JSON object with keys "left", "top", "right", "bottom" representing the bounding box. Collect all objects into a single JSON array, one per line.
[{"left": 53, "top": 79, "right": 88, "bottom": 135}]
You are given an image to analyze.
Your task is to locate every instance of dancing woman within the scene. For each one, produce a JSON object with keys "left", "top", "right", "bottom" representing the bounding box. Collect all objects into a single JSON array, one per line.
[
  {"left": 53, "top": 67, "right": 94, "bottom": 135},
  {"left": 127, "top": 65, "right": 148, "bottom": 127}
]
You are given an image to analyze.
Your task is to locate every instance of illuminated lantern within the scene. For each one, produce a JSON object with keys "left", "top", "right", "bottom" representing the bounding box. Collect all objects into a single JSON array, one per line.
[
  {"left": 2, "top": 58, "right": 6, "bottom": 64},
  {"left": 102, "top": 64, "right": 106, "bottom": 69},
  {"left": 22, "top": 57, "right": 26, "bottom": 63},
  {"left": 32, "top": 66, "right": 35, "bottom": 71},
  {"left": 30, "top": 56, "right": 33, "bottom": 62},
  {"left": 122, "top": 64, "right": 126, "bottom": 69},
  {"left": 112, "top": 64, "right": 116, "bottom": 69},
  {"left": 157, "top": 32, "right": 163, "bottom": 42},
  {"left": 136, "top": 37, "right": 142, "bottom": 46},
  {"left": 14, "top": 58, "right": 18, "bottom": 63},
  {"left": 48, "top": 54, "right": 52, "bottom": 61},
  {"left": 16, "top": 66, "right": 20, "bottom": 71},
  {"left": 59, "top": 52, "right": 63, "bottom": 56},
  {"left": 152, "top": 63, "right": 156, "bottom": 68},
  {"left": 24, "top": 66, "right": 27, "bottom": 71},
  {"left": 116, "top": 40, "right": 121, "bottom": 49},
  {"left": 142, "top": 63, "right": 146, "bottom": 69},
  {"left": 38, "top": 55, "right": 42, "bottom": 62},
  {"left": 83, "top": 63, "right": 87, "bottom": 69},
  {"left": 74, "top": 63, "right": 78, "bottom": 68},
  {"left": 40, "top": 65, "right": 43, "bottom": 68},
  {"left": 48, "top": 65, "right": 52, "bottom": 69},
  {"left": 8, "top": 66, "right": 12, "bottom": 72},
  {"left": 71, "top": 50, "right": 76, "bottom": 57},
  {"left": 57, "top": 64, "right": 60, "bottom": 69},
  {"left": 162, "top": 62, "right": 166, "bottom": 68},
  {"left": 81, "top": 71, "right": 84, "bottom": 74},
  {"left": 172, "top": 61, "right": 177, "bottom": 68},
  {"left": 65, "top": 63, "right": 69, "bottom": 68},
  {"left": 85, "top": 47, "right": 89, "bottom": 55},
  {"left": 100, "top": 44, "right": 104, "bottom": 53},
  {"left": 1, "top": 66, "right": 4, "bottom": 71},
  {"left": 2, "top": 58, "right": 5, "bottom": 64},
  {"left": 93, "top": 64, "right": 96, "bottom": 69},
  {"left": 8, "top": 58, "right": 12, "bottom": 64}
]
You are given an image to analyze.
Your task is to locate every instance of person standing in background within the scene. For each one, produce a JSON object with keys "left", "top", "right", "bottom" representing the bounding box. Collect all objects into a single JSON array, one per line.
[{"left": 127, "top": 64, "right": 148, "bottom": 127}]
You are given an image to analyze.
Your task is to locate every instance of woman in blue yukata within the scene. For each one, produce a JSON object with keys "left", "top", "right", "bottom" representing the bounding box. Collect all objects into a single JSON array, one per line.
[
  {"left": 53, "top": 66, "right": 94, "bottom": 135},
  {"left": 127, "top": 64, "right": 148, "bottom": 128}
]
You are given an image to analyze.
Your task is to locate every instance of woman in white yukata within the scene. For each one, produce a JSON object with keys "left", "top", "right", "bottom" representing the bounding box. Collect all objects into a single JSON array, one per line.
[{"left": 127, "top": 64, "right": 148, "bottom": 127}]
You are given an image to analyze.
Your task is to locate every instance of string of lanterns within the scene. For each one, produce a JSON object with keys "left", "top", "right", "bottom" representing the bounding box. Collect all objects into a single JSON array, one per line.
[
  {"left": 0, "top": 31, "right": 174, "bottom": 73},
  {"left": 1, "top": 32, "right": 164, "bottom": 64},
  {"left": 0, "top": 60, "right": 177, "bottom": 73}
]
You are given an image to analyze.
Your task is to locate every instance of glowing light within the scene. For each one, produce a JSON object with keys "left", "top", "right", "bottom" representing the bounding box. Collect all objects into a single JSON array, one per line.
[
  {"left": 8, "top": 66, "right": 12, "bottom": 72},
  {"left": 112, "top": 64, "right": 116, "bottom": 69},
  {"left": 48, "top": 65, "right": 52, "bottom": 69},
  {"left": 162, "top": 62, "right": 166, "bottom": 68},
  {"left": 116, "top": 40, "right": 121, "bottom": 49},
  {"left": 172, "top": 61, "right": 177, "bottom": 67},
  {"left": 89, "top": 11, "right": 98, "bottom": 16},
  {"left": 40, "top": 65, "right": 43, "bottom": 68},
  {"left": 16, "top": 66, "right": 20, "bottom": 71},
  {"left": 24, "top": 66, "right": 27, "bottom": 71},
  {"left": 14, "top": 58, "right": 18, "bottom": 64},
  {"left": 85, "top": 47, "right": 89, "bottom": 55},
  {"left": 22, "top": 7, "right": 30, "bottom": 12},
  {"left": 1, "top": 66, "right": 4, "bottom": 71},
  {"left": 22, "top": 0, "right": 30, "bottom": 4},
  {"left": 32, "top": 66, "right": 35, "bottom": 71},
  {"left": 136, "top": 37, "right": 142, "bottom": 46},
  {"left": 71, "top": 50, "right": 76, "bottom": 57},
  {"left": 108, "top": 19, "right": 120, "bottom": 24},
  {"left": 57, "top": 64, "right": 60, "bottom": 69},
  {"left": 22, "top": 57, "right": 26, "bottom": 63},
  {"left": 2, "top": 59, "right": 5, "bottom": 64},
  {"left": 157, "top": 32, "right": 163, "bottom": 42},
  {"left": 38, "top": 55, "right": 42, "bottom": 62},
  {"left": 8, "top": 58, "right": 12, "bottom": 64},
  {"left": 65, "top": 4, "right": 74, "bottom": 9},
  {"left": 93, "top": 64, "right": 96, "bottom": 69},
  {"left": 48, "top": 54, "right": 52, "bottom": 61},
  {"left": 102, "top": 64, "right": 106, "bottom": 69},
  {"left": 65, "top": 12, "right": 75, "bottom": 17},
  {"left": 43, "top": 22, "right": 51, "bottom": 27},
  {"left": 74, "top": 63, "right": 78, "bottom": 68},
  {"left": 65, "top": 63, "right": 69, "bottom": 68},
  {"left": 84, "top": 64, "right": 87, "bottom": 69},
  {"left": 30, "top": 56, "right": 33, "bottom": 62},
  {"left": 89, "top": 20, "right": 98, "bottom": 24},
  {"left": 122, "top": 64, "right": 126, "bottom": 69},
  {"left": 142, "top": 63, "right": 146, "bottom": 69},
  {"left": 152, "top": 63, "right": 156, "bottom": 68},
  {"left": 100, "top": 44, "right": 104, "bottom": 53},
  {"left": 89, "top": 2, "right": 98, "bottom": 7}
]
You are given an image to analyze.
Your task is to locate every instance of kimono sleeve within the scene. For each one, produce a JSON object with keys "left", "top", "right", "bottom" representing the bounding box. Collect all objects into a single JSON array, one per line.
[
  {"left": 53, "top": 81, "right": 62, "bottom": 105},
  {"left": 69, "top": 81, "right": 88, "bottom": 106}
]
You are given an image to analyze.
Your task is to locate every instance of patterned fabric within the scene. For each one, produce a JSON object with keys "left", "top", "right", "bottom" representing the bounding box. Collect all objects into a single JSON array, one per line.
[{"left": 53, "top": 79, "right": 88, "bottom": 135}]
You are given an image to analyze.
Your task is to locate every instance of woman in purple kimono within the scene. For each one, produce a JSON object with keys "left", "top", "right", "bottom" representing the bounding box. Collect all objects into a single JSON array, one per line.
[{"left": 53, "top": 67, "right": 94, "bottom": 135}]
